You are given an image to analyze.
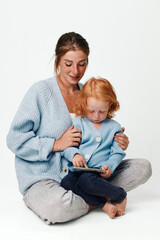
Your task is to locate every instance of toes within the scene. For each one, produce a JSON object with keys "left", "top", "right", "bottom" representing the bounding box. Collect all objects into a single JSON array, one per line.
[
  {"left": 109, "top": 207, "right": 117, "bottom": 219},
  {"left": 110, "top": 210, "right": 117, "bottom": 219},
  {"left": 116, "top": 211, "right": 122, "bottom": 216},
  {"left": 116, "top": 210, "right": 125, "bottom": 217}
]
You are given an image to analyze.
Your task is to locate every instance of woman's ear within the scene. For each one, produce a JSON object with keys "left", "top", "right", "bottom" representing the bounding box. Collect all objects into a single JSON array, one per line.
[
  {"left": 57, "top": 65, "right": 60, "bottom": 75},
  {"left": 55, "top": 55, "right": 61, "bottom": 75}
]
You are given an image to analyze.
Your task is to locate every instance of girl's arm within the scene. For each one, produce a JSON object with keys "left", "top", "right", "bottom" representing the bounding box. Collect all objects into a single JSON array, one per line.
[
  {"left": 106, "top": 139, "right": 126, "bottom": 174},
  {"left": 101, "top": 124, "right": 126, "bottom": 176},
  {"left": 72, "top": 153, "right": 88, "bottom": 168},
  {"left": 100, "top": 140, "right": 125, "bottom": 179}
]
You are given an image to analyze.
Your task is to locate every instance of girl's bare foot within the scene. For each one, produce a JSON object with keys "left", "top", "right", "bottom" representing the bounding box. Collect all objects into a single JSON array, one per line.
[
  {"left": 88, "top": 204, "right": 96, "bottom": 211},
  {"left": 116, "top": 197, "right": 127, "bottom": 216},
  {"left": 102, "top": 202, "right": 117, "bottom": 219}
]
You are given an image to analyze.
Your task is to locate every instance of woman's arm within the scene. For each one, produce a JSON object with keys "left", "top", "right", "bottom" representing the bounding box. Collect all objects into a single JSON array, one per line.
[
  {"left": 60, "top": 117, "right": 83, "bottom": 161},
  {"left": 52, "top": 125, "right": 82, "bottom": 152},
  {"left": 114, "top": 127, "right": 129, "bottom": 150},
  {"left": 6, "top": 83, "right": 54, "bottom": 161}
]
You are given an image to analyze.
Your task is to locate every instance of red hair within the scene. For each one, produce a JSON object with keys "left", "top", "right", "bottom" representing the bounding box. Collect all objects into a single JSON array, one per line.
[{"left": 74, "top": 78, "right": 120, "bottom": 119}]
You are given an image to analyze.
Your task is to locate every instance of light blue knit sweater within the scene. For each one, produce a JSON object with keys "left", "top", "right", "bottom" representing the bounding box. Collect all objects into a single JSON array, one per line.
[
  {"left": 62, "top": 117, "right": 126, "bottom": 174},
  {"left": 6, "top": 77, "right": 76, "bottom": 195}
]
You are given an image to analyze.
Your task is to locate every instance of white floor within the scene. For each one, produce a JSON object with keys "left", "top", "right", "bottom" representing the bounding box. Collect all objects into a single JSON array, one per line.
[{"left": 1, "top": 175, "right": 160, "bottom": 240}]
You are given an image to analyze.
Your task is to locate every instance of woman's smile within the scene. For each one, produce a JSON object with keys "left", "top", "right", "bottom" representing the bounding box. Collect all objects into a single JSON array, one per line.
[{"left": 58, "top": 50, "right": 88, "bottom": 86}]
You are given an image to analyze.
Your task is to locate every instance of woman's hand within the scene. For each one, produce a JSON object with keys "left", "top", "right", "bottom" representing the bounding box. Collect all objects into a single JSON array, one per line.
[
  {"left": 114, "top": 127, "right": 129, "bottom": 151},
  {"left": 100, "top": 165, "right": 111, "bottom": 179},
  {"left": 52, "top": 125, "right": 82, "bottom": 151},
  {"left": 72, "top": 154, "right": 88, "bottom": 168}
]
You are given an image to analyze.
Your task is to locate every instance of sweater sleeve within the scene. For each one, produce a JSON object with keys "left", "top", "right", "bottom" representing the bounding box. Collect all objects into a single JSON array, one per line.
[
  {"left": 105, "top": 124, "right": 126, "bottom": 174},
  {"left": 6, "top": 82, "right": 54, "bottom": 161}
]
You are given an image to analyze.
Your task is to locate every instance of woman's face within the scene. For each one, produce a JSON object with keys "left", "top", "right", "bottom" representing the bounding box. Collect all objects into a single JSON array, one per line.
[{"left": 58, "top": 50, "right": 88, "bottom": 85}]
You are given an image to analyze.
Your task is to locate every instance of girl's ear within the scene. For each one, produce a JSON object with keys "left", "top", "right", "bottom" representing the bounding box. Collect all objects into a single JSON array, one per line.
[{"left": 109, "top": 102, "right": 112, "bottom": 110}]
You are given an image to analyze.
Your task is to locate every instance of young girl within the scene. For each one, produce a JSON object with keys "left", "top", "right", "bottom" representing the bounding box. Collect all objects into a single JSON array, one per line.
[{"left": 61, "top": 77, "right": 127, "bottom": 219}]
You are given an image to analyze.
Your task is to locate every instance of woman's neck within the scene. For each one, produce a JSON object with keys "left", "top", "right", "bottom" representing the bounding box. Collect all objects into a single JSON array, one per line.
[
  {"left": 57, "top": 75, "right": 80, "bottom": 113},
  {"left": 57, "top": 75, "right": 79, "bottom": 94}
]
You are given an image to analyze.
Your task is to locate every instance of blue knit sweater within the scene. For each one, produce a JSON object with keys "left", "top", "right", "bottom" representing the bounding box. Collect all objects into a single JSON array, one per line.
[{"left": 6, "top": 77, "right": 76, "bottom": 195}]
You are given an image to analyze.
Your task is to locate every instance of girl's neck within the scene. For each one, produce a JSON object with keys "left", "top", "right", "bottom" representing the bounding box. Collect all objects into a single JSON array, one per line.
[{"left": 92, "top": 121, "right": 102, "bottom": 130}]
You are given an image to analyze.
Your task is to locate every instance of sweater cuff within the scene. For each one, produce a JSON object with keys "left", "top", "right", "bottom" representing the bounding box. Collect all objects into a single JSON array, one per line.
[
  {"left": 62, "top": 147, "right": 81, "bottom": 162},
  {"left": 39, "top": 137, "right": 54, "bottom": 161},
  {"left": 105, "top": 155, "right": 124, "bottom": 174}
]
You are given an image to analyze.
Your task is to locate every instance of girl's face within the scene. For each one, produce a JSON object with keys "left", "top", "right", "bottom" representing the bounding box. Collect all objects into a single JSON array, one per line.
[
  {"left": 58, "top": 50, "right": 88, "bottom": 86},
  {"left": 86, "top": 97, "right": 110, "bottom": 123}
]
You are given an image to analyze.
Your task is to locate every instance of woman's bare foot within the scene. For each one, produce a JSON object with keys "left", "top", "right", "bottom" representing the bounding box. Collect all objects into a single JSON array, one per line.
[
  {"left": 116, "top": 197, "right": 127, "bottom": 216},
  {"left": 102, "top": 202, "right": 117, "bottom": 219}
]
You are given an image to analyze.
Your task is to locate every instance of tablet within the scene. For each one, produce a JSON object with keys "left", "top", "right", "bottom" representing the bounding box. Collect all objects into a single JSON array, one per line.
[{"left": 72, "top": 166, "right": 106, "bottom": 173}]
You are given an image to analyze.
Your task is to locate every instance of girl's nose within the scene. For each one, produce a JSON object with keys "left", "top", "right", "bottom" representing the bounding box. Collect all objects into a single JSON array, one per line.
[{"left": 94, "top": 112, "right": 99, "bottom": 119}]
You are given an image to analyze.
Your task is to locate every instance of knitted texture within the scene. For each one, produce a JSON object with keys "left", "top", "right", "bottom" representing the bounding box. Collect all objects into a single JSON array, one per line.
[{"left": 6, "top": 77, "right": 74, "bottom": 195}]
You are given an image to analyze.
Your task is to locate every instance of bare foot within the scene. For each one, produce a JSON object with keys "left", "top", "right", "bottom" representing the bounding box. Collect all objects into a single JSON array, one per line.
[
  {"left": 116, "top": 197, "right": 127, "bottom": 216},
  {"left": 88, "top": 204, "right": 96, "bottom": 211},
  {"left": 102, "top": 202, "right": 117, "bottom": 219}
]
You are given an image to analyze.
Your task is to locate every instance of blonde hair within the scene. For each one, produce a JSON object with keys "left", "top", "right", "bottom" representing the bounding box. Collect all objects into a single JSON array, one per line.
[{"left": 74, "top": 77, "right": 120, "bottom": 119}]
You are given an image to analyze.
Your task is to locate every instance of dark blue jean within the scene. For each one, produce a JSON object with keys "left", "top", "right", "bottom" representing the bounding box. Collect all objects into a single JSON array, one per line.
[{"left": 61, "top": 171, "right": 127, "bottom": 208}]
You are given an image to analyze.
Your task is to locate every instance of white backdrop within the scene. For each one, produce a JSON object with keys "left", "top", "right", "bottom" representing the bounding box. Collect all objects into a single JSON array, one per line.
[{"left": 0, "top": 0, "right": 160, "bottom": 239}]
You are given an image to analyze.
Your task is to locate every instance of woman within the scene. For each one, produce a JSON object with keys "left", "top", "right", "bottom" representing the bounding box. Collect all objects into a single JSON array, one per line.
[{"left": 6, "top": 32, "right": 152, "bottom": 224}]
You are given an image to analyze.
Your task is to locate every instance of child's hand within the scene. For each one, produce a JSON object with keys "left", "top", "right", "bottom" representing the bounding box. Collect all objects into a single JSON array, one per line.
[
  {"left": 72, "top": 154, "right": 88, "bottom": 168},
  {"left": 100, "top": 165, "right": 111, "bottom": 179}
]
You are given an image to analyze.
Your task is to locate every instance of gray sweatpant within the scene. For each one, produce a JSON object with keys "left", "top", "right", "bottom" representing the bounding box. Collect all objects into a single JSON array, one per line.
[{"left": 23, "top": 158, "right": 152, "bottom": 224}]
